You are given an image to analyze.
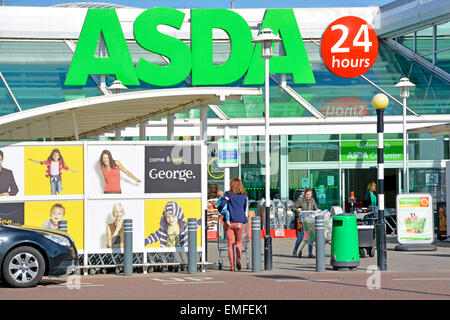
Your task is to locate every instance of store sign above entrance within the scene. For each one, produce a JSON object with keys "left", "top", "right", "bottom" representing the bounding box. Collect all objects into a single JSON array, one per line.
[
  {"left": 341, "top": 140, "right": 403, "bottom": 162},
  {"left": 64, "top": 7, "right": 316, "bottom": 87},
  {"left": 320, "top": 16, "right": 378, "bottom": 78}
]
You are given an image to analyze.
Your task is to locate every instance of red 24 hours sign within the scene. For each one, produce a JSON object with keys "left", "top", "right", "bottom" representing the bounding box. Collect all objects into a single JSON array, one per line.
[{"left": 321, "top": 16, "right": 378, "bottom": 78}]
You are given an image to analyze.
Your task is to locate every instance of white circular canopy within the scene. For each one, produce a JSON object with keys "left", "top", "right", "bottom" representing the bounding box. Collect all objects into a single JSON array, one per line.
[{"left": 0, "top": 87, "right": 261, "bottom": 141}]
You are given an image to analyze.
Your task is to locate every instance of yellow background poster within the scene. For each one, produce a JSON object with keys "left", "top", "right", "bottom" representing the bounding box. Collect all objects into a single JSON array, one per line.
[
  {"left": 145, "top": 199, "right": 202, "bottom": 248},
  {"left": 24, "top": 146, "right": 84, "bottom": 195},
  {"left": 24, "top": 201, "right": 84, "bottom": 249}
]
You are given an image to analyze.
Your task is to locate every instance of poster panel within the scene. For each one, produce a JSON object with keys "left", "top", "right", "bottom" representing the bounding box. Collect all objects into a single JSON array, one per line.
[
  {"left": 206, "top": 198, "right": 219, "bottom": 240},
  {"left": 86, "top": 145, "right": 144, "bottom": 195},
  {"left": 144, "top": 198, "right": 202, "bottom": 250},
  {"left": 24, "top": 200, "right": 84, "bottom": 249},
  {"left": 0, "top": 146, "right": 24, "bottom": 197},
  {"left": 145, "top": 145, "right": 201, "bottom": 193},
  {"left": 85, "top": 199, "right": 145, "bottom": 252},
  {"left": 218, "top": 138, "right": 239, "bottom": 168},
  {"left": 396, "top": 193, "right": 434, "bottom": 245},
  {"left": 24, "top": 146, "right": 84, "bottom": 196},
  {"left": 0, "top": 203, "right": 24, "bottom": 225}
]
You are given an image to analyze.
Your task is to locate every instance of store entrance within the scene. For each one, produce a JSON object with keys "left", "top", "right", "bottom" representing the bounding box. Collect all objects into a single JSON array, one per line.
[{"left": 344, "top": 168, "right": 398, "bottom": 211}]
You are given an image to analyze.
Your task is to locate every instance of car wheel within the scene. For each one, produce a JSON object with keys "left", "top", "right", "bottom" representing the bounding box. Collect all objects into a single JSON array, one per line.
[{"left": 2, "top": 246, "right": 45, "bottom": 288}]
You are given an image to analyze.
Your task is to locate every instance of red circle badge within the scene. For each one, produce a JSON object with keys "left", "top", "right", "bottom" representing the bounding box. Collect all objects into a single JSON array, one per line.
[{"left": 321, "top": 16, "right": 378, "bottom": 78}]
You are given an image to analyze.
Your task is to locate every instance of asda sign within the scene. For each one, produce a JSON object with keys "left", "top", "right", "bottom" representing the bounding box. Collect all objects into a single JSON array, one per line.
[
  {"left": 341, "top": 141, "right": 403, "bottom": 162},
  {"left": 64, "top": 7, "right": 315, "bottom": 87}
]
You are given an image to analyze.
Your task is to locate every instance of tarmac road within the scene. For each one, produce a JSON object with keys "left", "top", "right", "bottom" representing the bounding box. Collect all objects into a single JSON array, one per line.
[{"left": 1, "top": 236, "right": 449, "bottom": 301}]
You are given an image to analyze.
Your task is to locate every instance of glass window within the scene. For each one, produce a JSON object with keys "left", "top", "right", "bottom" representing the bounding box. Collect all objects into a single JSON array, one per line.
[
  {"left": 416, "top": 26, "right": 434, "bottom": 56},
  {"left": 341, "top": 134, "right": 402, "bottom": 140},
  {"left": 0, "top": 79, "right": 19, "bottom": 116},
  {"left": 436, "top": 21, "right": 450, "bottom": 51},
  {"left": 289, "top": 169, "right": 308, "bottom": 195},
  {"left": 408, "top": 139, "right": 447, "bottom": 160},
  {"left": 219, "top": 78, "right": 313, "bottom": 118},
  {"left": 288, "top": 134, "right": 339, "bottom": 141},
  {"left": 288, "top": 169, "right": 340, "bottom": 209},
  {"left": 409, "top": 168, "right": 446, "bottom": 204},
  {"left": 381, "top": 45, "right": 450, "bottom": 115},
  {"left": 240, "top": 137, "right": 280, "bottom": 201},
  {"left": 310, "top": 169, "right": 340, "bottom": 210},
  {"left": 397, "top": 32, "right": 415, "bottom": 52},
  {"left": 436, "top": 50, "right": 450, "bottom": 74},
  {"left": 288, "top": 142, "right": 339, "bottom": 162},
  {"left": 0, "top": 41, "right": 101, "bottom": 111}
]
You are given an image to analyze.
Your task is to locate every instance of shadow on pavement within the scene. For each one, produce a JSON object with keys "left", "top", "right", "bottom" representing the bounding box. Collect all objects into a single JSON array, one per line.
[{"left": 251, "top": 272, "right": 450, "bottom": 299}]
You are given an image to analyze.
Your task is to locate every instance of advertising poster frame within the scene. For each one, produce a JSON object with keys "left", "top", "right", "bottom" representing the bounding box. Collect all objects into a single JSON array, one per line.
[
  {"left": 396, "top": 193, "right": 434, "bottom": 245},
  {"left": 0, "top": 140, "right": 207, "bottom": 269}
]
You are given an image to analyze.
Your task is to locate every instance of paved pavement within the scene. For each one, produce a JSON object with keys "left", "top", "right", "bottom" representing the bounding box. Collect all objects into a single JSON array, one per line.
[{"left": 1, "top": 235, "right": 449, "bottom": 301}]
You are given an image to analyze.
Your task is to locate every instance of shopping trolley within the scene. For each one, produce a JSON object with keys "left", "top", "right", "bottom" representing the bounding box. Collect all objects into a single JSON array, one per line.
[
  {"left": 301, "top": 210, "right": 333, "bottom": 252},
  {"left": 217, "top": 216, "right": 251, "bottom": 270}
]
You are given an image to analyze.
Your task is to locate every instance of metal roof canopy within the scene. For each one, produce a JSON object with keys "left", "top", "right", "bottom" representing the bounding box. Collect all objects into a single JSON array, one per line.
[{"left": 0, "top": 87, "right": 261, "bottom": 141}]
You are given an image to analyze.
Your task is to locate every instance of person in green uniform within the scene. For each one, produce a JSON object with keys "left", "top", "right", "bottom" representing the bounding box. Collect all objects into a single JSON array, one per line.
[{"left": 364, "top": 182, "right": 377, "bottom": 208}]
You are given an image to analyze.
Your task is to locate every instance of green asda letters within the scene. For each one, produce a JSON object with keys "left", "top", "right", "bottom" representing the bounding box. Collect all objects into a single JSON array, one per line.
[
  {"left": 64, "top": 7, "right": 315, "bottom": 87},
  {"left": 65, "top": 9, "right": 139, "bottom": 86}
]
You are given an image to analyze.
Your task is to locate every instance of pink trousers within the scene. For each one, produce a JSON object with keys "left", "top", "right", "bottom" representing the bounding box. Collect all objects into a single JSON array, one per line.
[{"left": 224, "top": 222, "right": 246, "bottom": 267}]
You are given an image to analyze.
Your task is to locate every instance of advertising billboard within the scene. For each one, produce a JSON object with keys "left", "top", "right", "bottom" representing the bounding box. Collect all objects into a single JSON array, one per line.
[
  {"left": 0, "top": 141, "right": 206, "bottom": 259},
  {"left": 396, "top": 193, "right": 434, "bottom": 245}
]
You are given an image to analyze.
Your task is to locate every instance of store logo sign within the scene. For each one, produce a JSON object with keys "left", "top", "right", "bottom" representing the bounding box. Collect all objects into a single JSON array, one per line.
[
  {"left": 145, "top": 145, "right": 201, "bottom": 193},
  {"left": 341, "top": 140, "right": 403, "bottom": 162},
  {"left": 64, "top": 7, "right": 315, "bottom": 87}
]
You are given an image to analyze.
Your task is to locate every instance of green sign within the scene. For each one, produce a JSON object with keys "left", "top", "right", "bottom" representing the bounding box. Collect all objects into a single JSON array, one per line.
[
  {"left": 64, "top": 7, "right": 315, "bottom": 87},
  {"left": 341, "top": 140, "right": 403, "bottom": 162}
]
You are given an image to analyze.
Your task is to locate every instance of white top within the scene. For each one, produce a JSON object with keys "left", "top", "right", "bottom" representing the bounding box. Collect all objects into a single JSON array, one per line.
[{"left": 50, "top": 161, "right": 59, "bottom": 176}]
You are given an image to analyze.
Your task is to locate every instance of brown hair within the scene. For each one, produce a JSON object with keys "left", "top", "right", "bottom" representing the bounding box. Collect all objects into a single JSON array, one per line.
[
  {"left": 99, "top": 150, "right": 117, "bottom": 169},
  {"left": 48, "top": 148, "right": 65, "bottom": 167},
  {"left": 304, "top": 188, "right": 313, "bottom": 195},
  {"left": 230, "top": 178, "right": 246, "bottom": 195}
]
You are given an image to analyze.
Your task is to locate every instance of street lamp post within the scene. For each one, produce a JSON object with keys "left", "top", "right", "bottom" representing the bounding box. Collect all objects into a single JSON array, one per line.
[
  {"left": 108, "top": 80, "right": 128, "bottom": 140},
  {"left": 252, "top": 28, "right": 280, "bottom": 271},
  {"left": 395, "top": 77, "right": 415, "bottom": 194},
  {"left": 372, "top": 93, "right": 389, "bottom": 271}
]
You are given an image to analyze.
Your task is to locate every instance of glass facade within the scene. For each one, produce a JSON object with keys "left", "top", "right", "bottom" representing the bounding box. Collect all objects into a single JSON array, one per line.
[
  {"left": 0, "top": 37, "right": 449, "bottom": 118},
  {"left": 0, "top": 7, "right": 449, "bottom": 220},
  {"left": 205, "top": 134, "right": 450, "bottom": 211},
  {"left": 0, "top": 41, "right": 101, "bottom": 114},
  {"left": 394, "top": 20, "right": 450, "bottom": 75}
]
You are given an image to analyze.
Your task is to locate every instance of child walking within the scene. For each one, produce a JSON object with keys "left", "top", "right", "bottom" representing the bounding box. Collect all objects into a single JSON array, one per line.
[{"left": 29, "top": 148, "right": 78, "bottom": 195}]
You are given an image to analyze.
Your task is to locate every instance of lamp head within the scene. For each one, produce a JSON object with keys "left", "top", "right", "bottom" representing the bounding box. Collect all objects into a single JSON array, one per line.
[
  {"left": 107, "top": 80, "right": 128, "bottom": 94},
  {"left": 371, "top": 93, "right": 389, "bottom": 110},
  {"left": 252, "top": 28, "right": 281, "bottom": 59},
  {"left": 395, "top": 77, "right": 415, "bottom": 99}
]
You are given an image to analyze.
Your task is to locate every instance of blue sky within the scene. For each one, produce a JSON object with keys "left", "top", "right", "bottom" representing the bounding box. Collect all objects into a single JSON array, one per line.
[{"left": 7, "top": 0, "right": 395, "bottom": 8}]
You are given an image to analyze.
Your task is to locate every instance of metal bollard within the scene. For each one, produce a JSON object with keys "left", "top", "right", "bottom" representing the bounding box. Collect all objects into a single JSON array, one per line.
[
  {"left": 188, "top": 218, "right": 197, "bottom": 274},
  {"left": 123, "top": 219, "right": 133, "bottom": 276},
  {"left": 315, "top": 215, "right": 325, "bottom": 272},
  {"left": 58, "top": 220, "right": 67, "bottom": 232},
  {"left": 252, "top": 216, "right": 261, "bottom": 272},
  {"left": 204, "top": 209, "right": 208, "bottom": 263}
]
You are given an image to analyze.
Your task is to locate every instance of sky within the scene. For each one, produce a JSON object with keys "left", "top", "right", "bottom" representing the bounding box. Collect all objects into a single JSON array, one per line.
[{"left": 6, "top": 0, "right": 396, "bottom": 9}]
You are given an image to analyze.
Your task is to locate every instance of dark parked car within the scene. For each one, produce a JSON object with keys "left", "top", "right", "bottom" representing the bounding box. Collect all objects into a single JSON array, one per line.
[{"left": 0, "top": 224, "right": 78, "bottom": 288}]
